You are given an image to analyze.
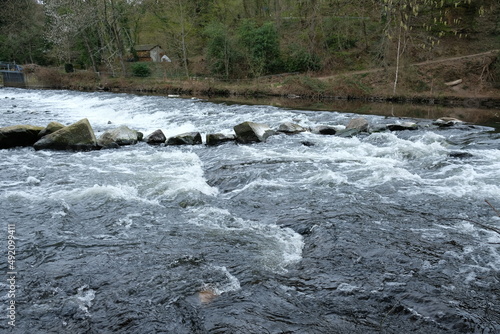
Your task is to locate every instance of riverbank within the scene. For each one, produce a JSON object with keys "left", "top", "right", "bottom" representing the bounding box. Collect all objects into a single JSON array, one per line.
[
  {"left": 2, "top": 50, "right": 500, "bottom": 130},
  {"left": 16, "top": 50, "right": 499, "bottom": 109}
]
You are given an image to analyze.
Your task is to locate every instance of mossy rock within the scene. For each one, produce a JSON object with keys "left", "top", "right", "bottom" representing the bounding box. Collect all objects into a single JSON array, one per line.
[
  {"left": 98, "top": 125, "right": 142, "bottom": 148},
  {"left": 206, "top": 133, "right": 236, "bottom": 146},
  {"left": 33, "top": 118, "right": 98, "bottom": 151},
  {"left": 0, "top": 124, "right": 45, "bottom": 149},
  {"left": 233, "top": 121, "right": 275, "bottom": 143},
  {"left": 38, "top": 121, "right": 66, "bottom": 138},
  {"left": 166, "top": 132, "right": 202, "bottom": 146}
]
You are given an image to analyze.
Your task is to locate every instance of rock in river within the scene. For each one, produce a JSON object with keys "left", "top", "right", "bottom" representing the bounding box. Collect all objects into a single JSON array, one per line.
[
  {"left": 433, "top": 117, "right": 464, "bottom": 128},
  {"left": 346, "top": 117, "right": 369, "bottom": 132},
  {"left": 0, "top": 124, "right": 45, "bottom": 149},
  {"left": 234, "top": 121, "right": 275, "bottom": 143},
  {"left": 166, "top": 132, "right": 202, "bottom": 145},
  {"left": 98, "top": 125, "right": 143, "bottom": 148},
  {"left": 278, "top": 122, "right": 306, "bottom": 134},
  {"left": 206, "top": 133, "right": 236, "bottom": 146},
  {"left": 387, "top": 122, "right": 418, "bottom": 131},
  {"left": 311, "top": 125, "right": 338, "bottom": 135},
  {"left": 38, "top": 121, "right": 65, "bottom": 138},
  {"left": 145, "top": 129, "right": 166, "bottom": 145},
  {"left": 334, "top": 117, "right": 369, "bottom": 137},
  {"left": 33, "top": 118, "right": 98, "bottom": 151}
]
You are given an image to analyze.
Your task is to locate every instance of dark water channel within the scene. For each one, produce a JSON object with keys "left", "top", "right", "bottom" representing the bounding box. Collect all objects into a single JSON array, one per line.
[{"left": 1, "top": 88, "right": 499, "bottom": 333}]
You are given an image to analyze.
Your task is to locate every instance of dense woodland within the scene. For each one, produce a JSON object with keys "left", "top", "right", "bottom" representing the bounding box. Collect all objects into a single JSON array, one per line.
[{"left": 1, "top": 0, "right": 499, "bottom": 82}]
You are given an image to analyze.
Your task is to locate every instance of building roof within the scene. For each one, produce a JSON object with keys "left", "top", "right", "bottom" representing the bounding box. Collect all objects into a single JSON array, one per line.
[{"left": 134, "top": 44, "right": 162, "bottom": 51}]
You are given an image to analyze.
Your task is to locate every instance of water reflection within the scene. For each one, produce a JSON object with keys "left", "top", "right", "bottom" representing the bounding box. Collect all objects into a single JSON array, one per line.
[{"left": 208, "top": 96, "right": 500, "bottom": 131}]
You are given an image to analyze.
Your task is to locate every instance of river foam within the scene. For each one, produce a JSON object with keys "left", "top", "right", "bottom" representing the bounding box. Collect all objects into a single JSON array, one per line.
[{"left": 1, "top": 88, "right": 499, "bottom": 333}]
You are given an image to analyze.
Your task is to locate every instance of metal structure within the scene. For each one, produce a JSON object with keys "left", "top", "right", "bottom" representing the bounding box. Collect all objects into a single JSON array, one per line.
[{"left": 0, "top": 62, "right": 25, "bottom": 88}]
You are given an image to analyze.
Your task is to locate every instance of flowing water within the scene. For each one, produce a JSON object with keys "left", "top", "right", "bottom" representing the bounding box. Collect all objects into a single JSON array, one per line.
[{"left": 1, "top": 88, "right": 499, "bottom": 334}]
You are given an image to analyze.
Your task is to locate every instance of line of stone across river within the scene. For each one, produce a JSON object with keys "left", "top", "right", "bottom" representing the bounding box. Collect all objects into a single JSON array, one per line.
[{"left": 0, "top": 117, "right": 465, "bottom": 151}]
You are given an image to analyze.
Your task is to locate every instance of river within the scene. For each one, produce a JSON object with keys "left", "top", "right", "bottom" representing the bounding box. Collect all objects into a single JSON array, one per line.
[{"left": 1, "top": 88, "right": 499, "bottom": 333}]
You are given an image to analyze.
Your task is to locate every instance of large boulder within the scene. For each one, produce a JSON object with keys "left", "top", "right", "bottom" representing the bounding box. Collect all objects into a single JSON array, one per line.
[
  {"left": 0, "top": 124, "right": 45, "bottom": 149},
  {"left": 346, "top": 117, "right": 369, "bottom": 132},
  {"left": 33, "top": 118, "right": 98, "bottom": 151},
  {"left": 144, "top": 129, "right": 166, "bottom": 145},
  {"left": 278, "top": 122, "right": 306, "bottom": 134},
  {"left": 38, "top": 122, "right": 65, "bottom": 138},
  {"left": 166, "top": 132, "right": 202, "bottom": 146},
  {"left": 98, "top": 125, "right": 142, "bottom": 148},
  {"left": 331, "top": 117, "right": 369, "bottom": 137},
  {"left": 206, "top": 133, "right": 236, "bottom": 146},
  {"left": 233, "top": 121, "right": 275, "bottom": 143}
]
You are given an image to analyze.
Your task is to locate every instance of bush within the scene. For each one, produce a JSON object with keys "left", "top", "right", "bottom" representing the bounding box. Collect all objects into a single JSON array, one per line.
[
  {"left": 238, "top": 20, "right": 282, "bottom": 76},
  {"left": 326, "top": 34, "right": 358, "bottom": 51},
  {"left": 204, "top": 22, "right": 239, "bottom": 78},
  {"left": 64, "top": 63, "right": 74, "bottom": 73},
  {"left": 283, "top": 46, "right": 321, "bottom": 72},
  {"left": 33, "top": 67, "right": 67, "bottom": 88},
  {"left": 131, "top": 63, "right": 151, "bottom": 77}
]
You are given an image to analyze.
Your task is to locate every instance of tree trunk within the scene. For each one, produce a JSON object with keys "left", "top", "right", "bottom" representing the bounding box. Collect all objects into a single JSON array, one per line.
[
  {"left": 178, "top": 0, "right": 190, "bottom": 78},
  {"left": 393, "top": 24, "right": 402, "bottom": 96},
  {"left": 83, "top": 34, "right": 98, "bottom": 73}
]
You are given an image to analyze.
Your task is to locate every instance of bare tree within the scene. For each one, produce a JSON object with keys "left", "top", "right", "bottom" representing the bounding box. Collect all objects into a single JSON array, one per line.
[
  {"left": 44, "top": 0, "right": 134, "bottom": 75},
  {"left": 373, "top": 0, "right": 475, "bottom": 95},
  {"left": 145, "top": 0, "right": 196, "bottom": 78},
  {"left": 44, "top": 0, "right": 95, "bottom": 64}
]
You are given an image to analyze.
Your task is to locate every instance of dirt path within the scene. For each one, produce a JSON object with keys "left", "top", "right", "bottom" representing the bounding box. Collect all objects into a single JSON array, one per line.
[{"left": 317, "top": 49, "right": 499, "bottom": 80}]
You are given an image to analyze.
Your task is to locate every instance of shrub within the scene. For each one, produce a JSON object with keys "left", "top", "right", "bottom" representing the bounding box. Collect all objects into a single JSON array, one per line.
[
  {"left": 204, "top": 22, "right": 239, "bottom": 78},
  {"left": 131, "top": 63, "right": 151, "bottom": 77},
  {"left": 326, "top": 34, "right": 358, "bottom": 51},
  {"left": 33, "top": 67, "right": 67, "bottom": 88},
  {"left": 238, "top": 20, "right": 282, "bottom": 77},
  {"left": 283, "top": 46, "right": 321, "bottom": 72},
  {"left": 64, "top": 63, "right": 74, "bottom": 73}
]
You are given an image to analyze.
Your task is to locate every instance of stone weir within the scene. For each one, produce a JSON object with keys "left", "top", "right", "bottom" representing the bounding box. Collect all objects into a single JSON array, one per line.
[{"left": 0, "top": 117, "right": 465, "bottom": 151}]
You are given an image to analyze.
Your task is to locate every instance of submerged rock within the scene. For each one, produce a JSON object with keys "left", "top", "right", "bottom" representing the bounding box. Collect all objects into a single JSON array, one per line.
[
  {"left": 166, "top": 132, "right": 202, "bottom": 145},
  {"left": 206, "top": 133, "right": 236, "bottom": 146},
  {"left": 145, "top": 129, "right": 166, "bottom": 145},
  {"left": 198, "top": 289, "right": 218, "bottom": 304},
  {"left": 311, "top": 125, "right": 337, "bottom": 135},
  {"left": 0, "top": 124, "right": 45, "bottom": 149},
  {"left": 233, "top": 121, "right": 275, "bottom": 143},
  {"left": 278, "top": 122, "right": 306, "bottom": 134},
  {"left": 369, "top": 124, "right": 389, "bottom": 133},
  {"left": 433, "top": 117, "right": 464, "bottom": 128},
  {"left": 98, "top": 125, "right": 142, "bottom": 148},
  {"left": 33, "top": 118, "right": 98, "bottom": 151},
  {"left": 335, "top": 128, "right": 362, "bottom": 138},
  {"left": 387, "top": 122, "right": 418, "bottom": 131},
  {"left": 301, "top": 141, "right": 315, "bottom": 147},
  {"left": 449, "top": 151, "right": 474, "bottom": 159},
  {"left": 38, "top": 121, "right": 65, "bottom": 138}
]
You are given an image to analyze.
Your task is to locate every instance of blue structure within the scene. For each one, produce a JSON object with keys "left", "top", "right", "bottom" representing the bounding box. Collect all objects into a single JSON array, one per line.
[{"left": 0, "top": 62, "right": 25, "bottom": 88}]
